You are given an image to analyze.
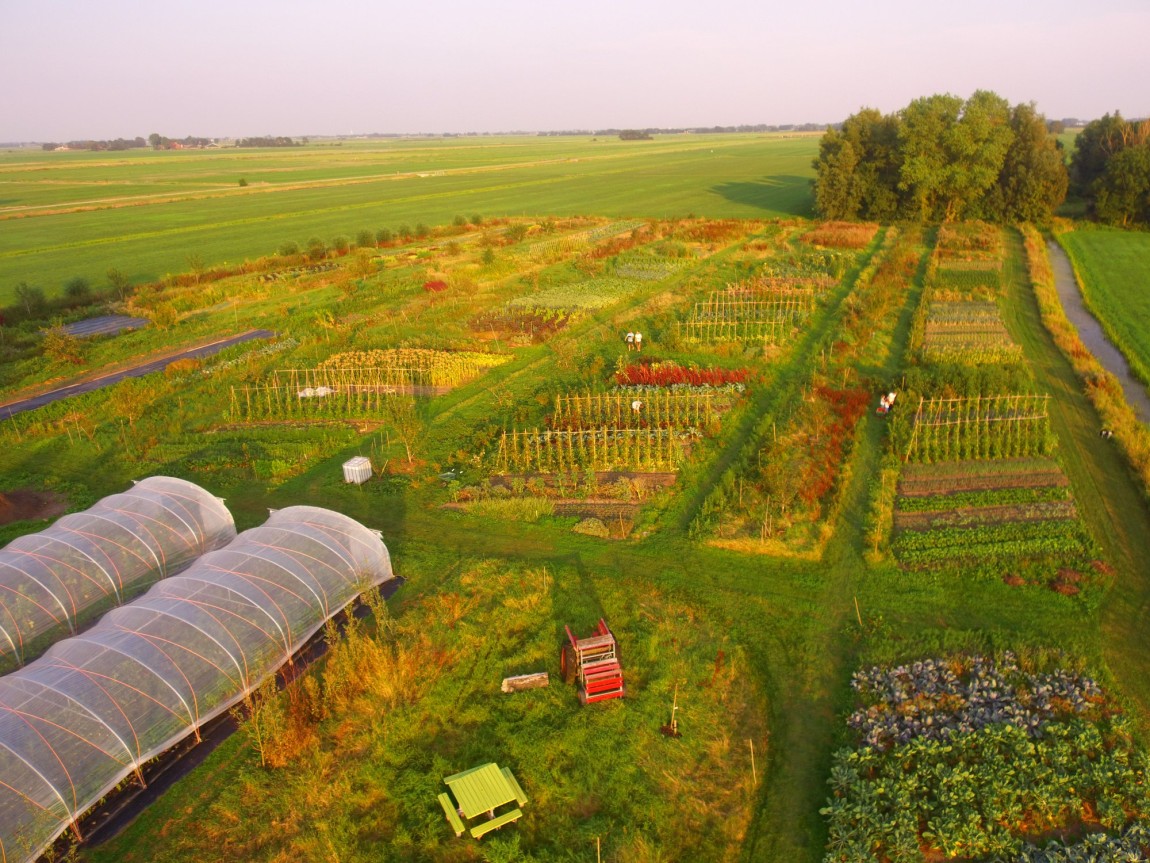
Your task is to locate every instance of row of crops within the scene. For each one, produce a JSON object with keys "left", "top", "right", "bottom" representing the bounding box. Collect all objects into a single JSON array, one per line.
[
  {"left": 475, "top": 229, "right": 698, "bottom": 342},
  {"left": 823, "top": 654, "right": 1150, "bottom": 862},
  {"left": 550, "top": 389, "right": 725, "bottom": 432},
  {"left": 920, "top": 300, "right": 1022, "bottom": 364},
  {"left": 508, "top": 276, "right": 642, "bottom": 311},
  {"left": 903, "top": 395, "right": 1053, "bottom": 462},
  {"left": 887, "top": 226, "right": 1098, "bottom": 585},
  {"left": 494, "top": 426, "right": 691, "bottom": 474},
  {"left": 494, "top": 372, "right": 744, "bottom": 476},
  {"left": 931, "top": 223, "right": 1004, "bottom": 296},
  {"left": 688, "top": 226, "right": 910, "bottom": 549},
  {"left": 230, "top": 349, "right": 510, "bottom": 422},
  {"left": 674, "top": 235, "right": 851, "bottom": 348},
  {"left": 912, "top": 225, "right": 1016, "bottom": 363},
  {"left": 677, "top": 283, "right": 818, "bottom": 345}
]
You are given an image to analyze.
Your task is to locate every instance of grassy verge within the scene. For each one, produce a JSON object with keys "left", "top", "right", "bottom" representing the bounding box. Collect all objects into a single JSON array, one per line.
[{"left": 1057, "top": 226, "right": 1150, "bottom": 387}]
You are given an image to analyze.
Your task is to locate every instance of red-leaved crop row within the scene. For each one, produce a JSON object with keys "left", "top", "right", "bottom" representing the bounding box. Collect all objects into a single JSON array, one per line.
[{"left": 614, "top": 362, "right": 750, "bottom": 388}]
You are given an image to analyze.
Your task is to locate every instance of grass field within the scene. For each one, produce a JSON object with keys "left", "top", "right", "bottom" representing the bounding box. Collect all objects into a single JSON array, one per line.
[
  {"left": 0, "top": 134, "right": 818, "bottom": 302},
  {"left": 1057, "top": 227, "right": 1150, "bottom": 387},
  {"left": 3, "top": 214, "right": 1150, "bottom": 862}
]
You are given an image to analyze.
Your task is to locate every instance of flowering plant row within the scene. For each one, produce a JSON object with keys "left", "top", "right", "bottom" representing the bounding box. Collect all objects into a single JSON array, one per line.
[{"left": 614, "top": 361, "right": 750, "bottom": 388}]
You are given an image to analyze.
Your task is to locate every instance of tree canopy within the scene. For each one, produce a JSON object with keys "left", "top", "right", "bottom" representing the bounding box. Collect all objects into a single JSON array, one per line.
[
  {"left": 813, "top": 91, "right": 1067, "bottom": 223},
  {"left": 1071, "top": 112, "right": 1150, "bottom": 227}
]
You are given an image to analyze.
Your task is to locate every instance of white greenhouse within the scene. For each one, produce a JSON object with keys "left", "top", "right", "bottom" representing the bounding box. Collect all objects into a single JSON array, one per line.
[
  {"left": 0, "top": 505, "right": 392, "bottom": 863},
  {"left": 0, "top": 476, "right": 236, "bottom": 670}
]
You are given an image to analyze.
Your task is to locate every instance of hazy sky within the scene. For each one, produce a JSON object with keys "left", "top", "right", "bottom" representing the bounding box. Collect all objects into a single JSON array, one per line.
[{"left": 2, "top": 0, "right": 1146, "bottom": 140}]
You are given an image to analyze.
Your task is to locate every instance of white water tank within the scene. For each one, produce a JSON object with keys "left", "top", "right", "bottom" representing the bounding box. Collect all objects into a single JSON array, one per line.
[{"left": 342, "top": 456, "right": 373, "bottom": 485}]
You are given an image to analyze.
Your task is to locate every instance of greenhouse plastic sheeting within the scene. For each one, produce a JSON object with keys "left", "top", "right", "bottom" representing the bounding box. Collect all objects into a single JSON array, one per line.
[
  {"left": 0, "top": 476, "right": 236, "bottom": 670},
  {"left": 0, "top": 505, "right": 391, "bottom": 863}
]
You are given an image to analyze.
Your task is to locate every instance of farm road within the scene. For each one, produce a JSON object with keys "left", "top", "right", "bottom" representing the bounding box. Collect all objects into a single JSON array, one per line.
[{"left": 0, "top": 329, "right": 273, "bottom": 420}]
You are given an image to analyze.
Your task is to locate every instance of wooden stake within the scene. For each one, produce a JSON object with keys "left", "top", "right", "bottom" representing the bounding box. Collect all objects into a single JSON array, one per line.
[
  {"left": 597, "top": 836, "right": 601, "bottom": 863},
  {"left": 749, "top": 738, "right": 757, "bottom": 784}
]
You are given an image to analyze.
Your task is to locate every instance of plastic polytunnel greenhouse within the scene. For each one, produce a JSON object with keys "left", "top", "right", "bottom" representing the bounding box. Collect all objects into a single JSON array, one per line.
[
  {"left": 0, "top": 505, "right": 392, "bottom": 863},
  {"left": 0, "top": 476, "right": 236, "bottom": 672}
]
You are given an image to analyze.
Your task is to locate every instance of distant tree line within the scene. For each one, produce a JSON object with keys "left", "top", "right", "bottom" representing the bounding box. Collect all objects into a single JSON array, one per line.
[
  {"left": 146, "top": 134, "right": 215, "bottom": 149},
  {"left": 812, "top": 91, "right": 1068, "bottom": 223},
  {"left": 618, "top": 130, "right": 653, "bottom": 141},
  {"left": 41, "top": 137, "right": 147, "bottom": 152},
  {"left": 1070, "top": 113, "right": 1150, "bottom": 227},
  {"left": 149, "top": 134, "right": 308, "bottom": 149},
  {"left": 237, "top": 136, "right": 303, "bottom": 148},
  {"left": 538, "top": 123, "right": 829, "bottom": 137}
]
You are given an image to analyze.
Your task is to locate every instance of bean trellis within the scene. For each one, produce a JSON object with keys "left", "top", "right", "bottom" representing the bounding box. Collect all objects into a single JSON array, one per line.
[
  {"left": 552, "top": 390, "right": 717, "bottom": 430},
  {"left": 495, "top": 427, "right": 688, "bottom": 473},
  {"left": 677, "top": 285, "right": 817, "bottom": 345},
  {"left": 905, "top": 394, "right": 1052, "bottom": 462},
  {"left": 229, "top": 350, "right": 509, "bottom": 421}
]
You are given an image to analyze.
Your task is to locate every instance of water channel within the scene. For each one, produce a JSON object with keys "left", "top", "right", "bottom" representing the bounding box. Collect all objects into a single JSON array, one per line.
[{"left": 1046, "top": 240, "right": 1150, "bottom": 424}]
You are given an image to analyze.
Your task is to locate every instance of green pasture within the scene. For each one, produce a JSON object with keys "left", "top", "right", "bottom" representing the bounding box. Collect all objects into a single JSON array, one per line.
[
  {"left": 1058, "top": 227, "right": 1150, "bottom": 387},
  {"left": 1, "top": 218, "right": 1150, "bottom": 861},
  {"left": 0, "top": 134, "right": 817, "bottom": 302}
]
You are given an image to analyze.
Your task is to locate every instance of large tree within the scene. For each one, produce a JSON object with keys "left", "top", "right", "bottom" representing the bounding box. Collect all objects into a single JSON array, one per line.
[
  {"left": 899, "top": 91, "right": 1013, "bottom": 221},
  {"left": 1094, "top": 145, "right": 1150, "bottom": 226},
  {"left": 984, "top": 102, "right": 1069, "bottom": 222},
  {"left": 812, "top": 127, "right": 862, "bottom": 220},
  {"left": 1070, "top": 112, "right": 1145, "bottom": 194},
  {"left": 812, "top": 91, "right": 1066, "bottom": 223},
  {"left": 812, "top": 108, "right": 902, "bottom": 221},
  {"left": 1071, "top": 113, "right": 1150, "bottom": 225}
]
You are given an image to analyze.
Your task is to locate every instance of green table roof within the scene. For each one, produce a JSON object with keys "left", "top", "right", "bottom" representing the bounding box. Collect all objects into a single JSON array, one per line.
[{"left": 444, "top": 763, "right": 519, "bottom": 820}]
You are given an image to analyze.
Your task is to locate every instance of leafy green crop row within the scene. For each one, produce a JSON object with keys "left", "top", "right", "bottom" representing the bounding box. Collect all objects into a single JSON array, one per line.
[
  {"left": 824, "top": 656, "right": 1150, "bottom": 862},
  {"left": 893, "top": 518, "right": 1091, "bottom": 566},
  {"left": 896, "top": 484, "right": 1071, "bottom": 513}
]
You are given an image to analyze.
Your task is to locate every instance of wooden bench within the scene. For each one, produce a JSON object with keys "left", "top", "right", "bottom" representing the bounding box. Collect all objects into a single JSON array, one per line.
[
  {"left": 438, "top": 792, "right": 465, "bottom": 837},
  {"left": 469, "top": 807, "right": 522, "bottom": 839},
  {"left": 501, "top": 766, "right": 528, "bottom": 806}
]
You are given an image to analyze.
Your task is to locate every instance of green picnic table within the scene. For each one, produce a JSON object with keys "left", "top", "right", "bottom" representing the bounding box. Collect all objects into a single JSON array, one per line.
[{"left": 438, "top": 762, "right": 528, "bottom": 839}]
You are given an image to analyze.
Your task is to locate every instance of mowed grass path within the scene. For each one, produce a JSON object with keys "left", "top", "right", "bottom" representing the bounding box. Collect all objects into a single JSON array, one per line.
[
  {"left": 0, "top": 134, "right": 817, "bottom": 300},
  {"left": 1058, "top": 228, "right": 1150, "bottom": 387}
]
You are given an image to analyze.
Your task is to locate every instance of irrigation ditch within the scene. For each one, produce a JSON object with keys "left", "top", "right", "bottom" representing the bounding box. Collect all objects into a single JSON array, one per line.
[{"left": 1047, "top": 240, "right": 1150, "bottom": 423}]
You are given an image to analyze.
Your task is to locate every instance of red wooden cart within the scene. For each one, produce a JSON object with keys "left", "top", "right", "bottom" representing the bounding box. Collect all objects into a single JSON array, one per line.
[{"left": 561, "top": 619, "right": 625, "bottom": 705}]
